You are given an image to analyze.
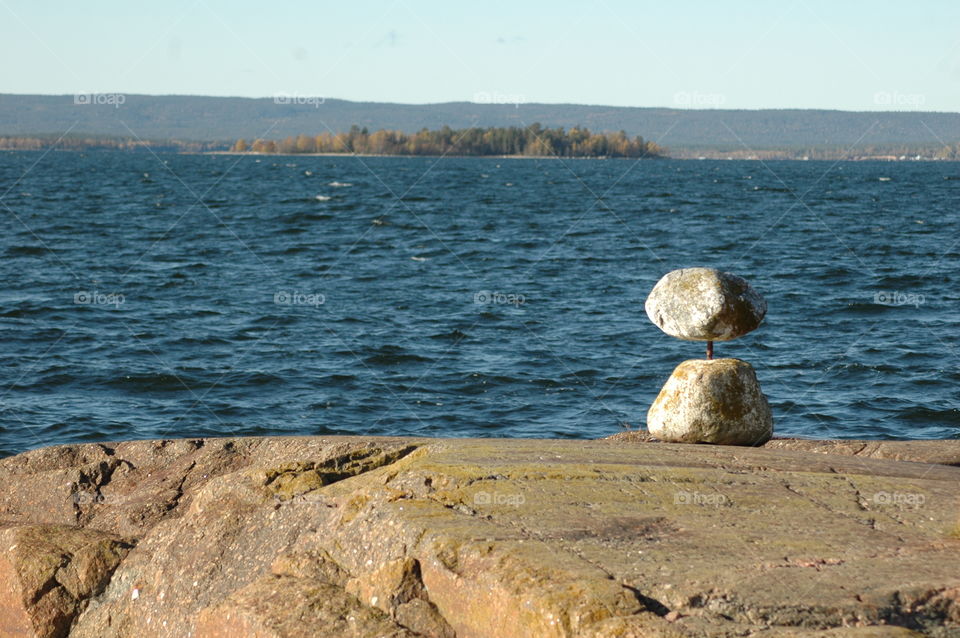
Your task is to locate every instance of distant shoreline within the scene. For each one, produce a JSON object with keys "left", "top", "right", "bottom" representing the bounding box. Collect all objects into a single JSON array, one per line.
[
  {"left": 0, "top": 144, "right": 960, "bottom": 163},
  {"left": 202, "top": 150, "right": 661, "bottom": 160},
  {"left": 202, "top": 150, "right": 954, "bottom": 161},
  {"left": 0, "top": 148, "right": 956, "bottom": 161}
]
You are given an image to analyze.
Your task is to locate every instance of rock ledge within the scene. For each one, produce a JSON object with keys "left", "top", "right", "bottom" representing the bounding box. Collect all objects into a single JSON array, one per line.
[{"left": 1, "top": 435, "right": 958, "bottom": 637}]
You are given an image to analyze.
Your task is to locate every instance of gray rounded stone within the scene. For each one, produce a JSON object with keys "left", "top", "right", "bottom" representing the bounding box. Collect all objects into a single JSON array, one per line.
[
  {"left": 645, "top": 268, "right": 766, "bottom": 341},
  {"left": 646, "top": 358, "right": 773, "bottom": 446}
]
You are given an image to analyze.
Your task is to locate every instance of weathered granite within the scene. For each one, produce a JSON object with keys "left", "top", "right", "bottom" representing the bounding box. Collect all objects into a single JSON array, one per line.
[
  {"left": 611, "top": 431, "right": 960, "bottom": 466},
  {"left": 1, "top": 435, "right": 958, "bottom": 637},
  {"left": 647, "top": 358, "right": 774, "bottom": 445},
  {"left": 645, "top": 268, "right": 767, "bottom": 341},
  {"left": 0, "top": 525, "right": 132, "bottom": 638}
]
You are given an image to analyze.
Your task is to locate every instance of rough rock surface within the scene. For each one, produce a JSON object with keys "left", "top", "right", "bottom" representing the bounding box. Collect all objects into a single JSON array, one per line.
[
  {"left": 0, "top": 525, "right": 132, "bottom": 638},
  {"left": 647, "top": 358, "right": 774, "bottom": 445},
  {"left": 611, "top": 431, "right": 960, "bottom": 466},
  {"left": 645, "top": 267, "right": 767, "bottom": 341},
  {"left": 1, "top": 435, "right": 959, "bottom": 637}
]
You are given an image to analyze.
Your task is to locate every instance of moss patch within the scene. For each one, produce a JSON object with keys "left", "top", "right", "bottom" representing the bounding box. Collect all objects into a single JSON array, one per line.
[{"left": 254, "top": 445, "right": 418, "bottom": 500}]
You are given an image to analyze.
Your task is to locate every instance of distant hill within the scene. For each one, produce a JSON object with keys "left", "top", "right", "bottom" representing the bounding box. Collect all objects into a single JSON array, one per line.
[{"left": 1, "top": 93, "right": 959, "bottom": 155}]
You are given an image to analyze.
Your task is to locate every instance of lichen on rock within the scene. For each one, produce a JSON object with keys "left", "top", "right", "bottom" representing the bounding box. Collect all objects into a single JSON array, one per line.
[
  {"left": 647, "top": 358, "right": 773, "bottom": 445},
  {"left": 645, "top": 267, "right": 766, "bottom": 341},
  {"left": 0, "top": 524, "right": 132, "bottom": 638}
]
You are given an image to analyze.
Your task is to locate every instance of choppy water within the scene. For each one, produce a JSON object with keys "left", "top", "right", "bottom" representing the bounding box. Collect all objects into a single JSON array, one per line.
[{"left": 1, "top": 151, "right": 958, "bottom": 457}]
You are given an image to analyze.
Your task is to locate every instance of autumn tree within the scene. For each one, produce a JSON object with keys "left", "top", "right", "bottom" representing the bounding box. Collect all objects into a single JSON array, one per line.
[{"left": 232, "top": 124, "right": 665, "bottom": 158}]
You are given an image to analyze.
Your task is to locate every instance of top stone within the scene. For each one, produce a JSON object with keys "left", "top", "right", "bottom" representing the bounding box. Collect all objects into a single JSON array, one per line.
[{"left": 645, "top": 268, "right": 766, "bottom": 341}]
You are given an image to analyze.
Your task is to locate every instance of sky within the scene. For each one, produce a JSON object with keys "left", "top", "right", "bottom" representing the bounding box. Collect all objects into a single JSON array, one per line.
[{"left": 2, "top": 0, "right": 959, "bottom": 111}]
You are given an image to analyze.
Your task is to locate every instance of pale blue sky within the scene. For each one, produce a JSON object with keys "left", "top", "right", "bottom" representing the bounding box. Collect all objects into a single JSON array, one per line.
[{"left": 2, "top": 0, "right": 959, "bottom": 111}]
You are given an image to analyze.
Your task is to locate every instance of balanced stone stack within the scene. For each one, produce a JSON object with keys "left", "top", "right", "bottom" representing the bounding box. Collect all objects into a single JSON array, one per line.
[{"left": 645, "top": 267, "right": 773, "bottom": 446}]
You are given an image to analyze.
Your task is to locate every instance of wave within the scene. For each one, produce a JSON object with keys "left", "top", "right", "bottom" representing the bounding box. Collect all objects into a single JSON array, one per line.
[
  {"left": 5, "top": 245, "right": 47, "bottom": 256},
  {"left": 104, "top": 372, "right": 200, "bottom": 392},
  {"left": 363, "top": 350, "right": 435, "bottom": 365},
  {"left": 843, "top": 302, "right": 888, "bottom": 315},
  {"left": 873, "top": 274, "right": 930, "bottom": 288},
  {"left": 166, "top": 334, "right": 232, "bottom": 346},
  {"left": 429, "top": 329, "right": 470, "bottom": 341},
  {"left": 277, "top": 195, "right": 333, "bottom": 203},
  {"left": 102, "top": 369, "right": 287, "bottom": 393},
  {"left": 897, "top": 406, "right": 960, "bottom": 424},
  {"left": 751, "top": 186, "right": 794, "bottom": 193},
  {"left": 454, "top": 372, "right": 522, "bottom": 394},
  {"left": 281, "top": 211, "right": 336, "bottom": 224},
  {"left": 318, "top": 373, "right": 358, "bottom": 384}
]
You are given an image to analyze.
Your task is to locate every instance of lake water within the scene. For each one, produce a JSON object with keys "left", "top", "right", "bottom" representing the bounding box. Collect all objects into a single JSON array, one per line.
[{"left": 1, "top": 151, "right": 958, "bottom": 457}]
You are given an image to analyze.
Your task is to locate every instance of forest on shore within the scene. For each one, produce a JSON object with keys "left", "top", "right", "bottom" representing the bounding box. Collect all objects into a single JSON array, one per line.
[
  {"left": 0, "top": 135, "right": 220, "bottom": 152},
  {"left": 229, "top": 124, "right": 665, "bottom": 158}
]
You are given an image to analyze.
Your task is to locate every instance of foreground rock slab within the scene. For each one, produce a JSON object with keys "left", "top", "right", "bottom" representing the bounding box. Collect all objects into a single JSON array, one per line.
[{"left": 1, "top": 435, "right": 958, "bottom": 637}]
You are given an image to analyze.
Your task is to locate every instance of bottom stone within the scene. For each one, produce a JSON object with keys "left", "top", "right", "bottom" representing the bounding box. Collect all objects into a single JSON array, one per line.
[{"left": 647, "top": 358, "right": 773, "bottom": 445}]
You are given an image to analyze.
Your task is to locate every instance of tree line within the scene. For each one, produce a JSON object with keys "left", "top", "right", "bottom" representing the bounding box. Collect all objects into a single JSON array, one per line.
[
  {"left": 929, "top": 143, "right": 960, "bottom": 160},
  {"left": 231, "top": 124, "right": 664, "bottom": 158},
  {"left": 666, "top": 143, "right": 960, "bottom": 161},
  {"left": 0, "top": 136, "right": 222, "bottom": 152}
]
